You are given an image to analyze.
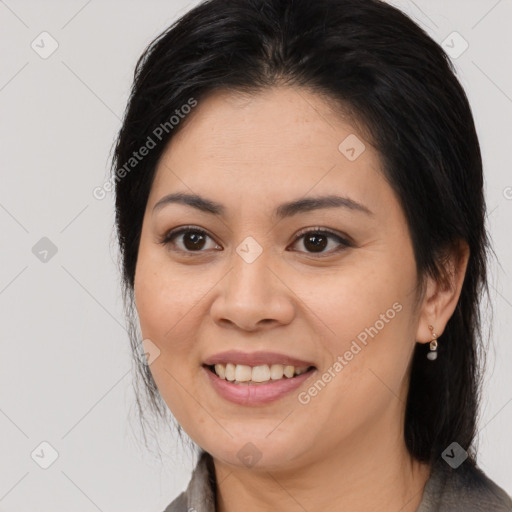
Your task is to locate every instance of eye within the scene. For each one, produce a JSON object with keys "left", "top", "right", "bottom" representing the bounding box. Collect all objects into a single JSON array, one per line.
[
  {"left": 159, "top": 225, "right": 352, "bottom": 257},
  {"left": 289, "top": 228, "right": 352, "bottom": 256},
  {"left": 159, "top": 226, "right": 221, "bottom": 254}
]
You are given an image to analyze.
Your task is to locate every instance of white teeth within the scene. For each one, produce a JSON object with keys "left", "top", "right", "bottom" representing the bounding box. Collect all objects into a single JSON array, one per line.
[
  {"left": 211, "top": 363, "right": 311, "bottom": 383},
  {"left": 235, "top": 364, "right": 252, "bottom": 382},
  {"left": 225, "top": 363, "right": 236, "bottom": 381},
  {"left": 252, "top": 365, "right": 271, "bottom": 382},
  {"left": 214, "top": 364, "right": 225, "bottom": 379},
  {"left": 283, "top": 365, "right": 295, "bottom": 378},
  {"left": 270, "top": 364, "right": 284, "bottom": 380}
]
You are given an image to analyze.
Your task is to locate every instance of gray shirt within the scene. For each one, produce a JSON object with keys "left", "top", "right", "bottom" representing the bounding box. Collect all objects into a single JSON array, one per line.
[{"left": 163, "top": 451, "right": 512, "bottom": 511}]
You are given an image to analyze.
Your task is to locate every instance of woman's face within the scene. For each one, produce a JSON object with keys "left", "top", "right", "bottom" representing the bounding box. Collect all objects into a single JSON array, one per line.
[{"left": 134, "top": 87, "right": 425, "bottom": 470}]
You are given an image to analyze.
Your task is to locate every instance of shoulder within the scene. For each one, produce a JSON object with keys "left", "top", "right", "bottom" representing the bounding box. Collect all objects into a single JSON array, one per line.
[
  {"left": 418, "top": 458, "right": 512, "bottom": 512},
  {"left": 161, "top": 491, "right": 187, "bottom": 512},
  {"left": 161, "top": 451, "right": 216, "bottom": 512}
]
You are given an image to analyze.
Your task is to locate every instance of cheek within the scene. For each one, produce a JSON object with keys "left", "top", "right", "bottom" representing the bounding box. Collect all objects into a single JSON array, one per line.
[
  {"left": 296, "top": 261, "right": 412, "bottom": 348},
  {"left": 134, "top": 246, "right": 202, "bottom": 342},
  {"left": 133, "top": 251, "right": 204, "bottom": 421},
  {"left": 133, "top": 260, "right": 206, "bottom": 423},
  {"left": 296, "top": 254, "right": 417, "bottom": 399},
  {"left": 133, "top": 242, "right": 218, "bottom": 380}
]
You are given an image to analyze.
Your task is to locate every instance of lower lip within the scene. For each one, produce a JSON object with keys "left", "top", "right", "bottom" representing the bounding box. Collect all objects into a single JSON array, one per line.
[{"left": 203, "top": 366, "right": 316, "bottom": 405}]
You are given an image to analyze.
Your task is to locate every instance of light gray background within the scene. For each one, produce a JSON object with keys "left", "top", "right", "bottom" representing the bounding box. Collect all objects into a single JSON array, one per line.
[{"left": 0, "top": 0, "right": 511, "bottom": 510}]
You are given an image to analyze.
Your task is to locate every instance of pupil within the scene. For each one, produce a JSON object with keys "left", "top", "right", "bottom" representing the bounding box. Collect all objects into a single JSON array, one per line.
[
  {"left": 305, "top": 234, "right": 327, "bottom": 252},
  {"left": 184, "top": 232, "right": 205, "bottom": 250}
]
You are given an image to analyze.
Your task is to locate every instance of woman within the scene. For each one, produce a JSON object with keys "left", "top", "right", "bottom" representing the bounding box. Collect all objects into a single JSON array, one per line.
[{"left": 111, "top": 0, "right": 512, "bottom": 510}]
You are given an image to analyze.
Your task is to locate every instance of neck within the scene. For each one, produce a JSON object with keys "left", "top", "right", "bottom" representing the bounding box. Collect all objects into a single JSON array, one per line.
[{"left": 213, "top": 412, "right": 431, "bottom": 512}]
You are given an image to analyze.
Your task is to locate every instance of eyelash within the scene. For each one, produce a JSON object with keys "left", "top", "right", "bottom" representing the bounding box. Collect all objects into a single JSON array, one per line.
[{"left": 158, "top": 225, "right": 352, "bottom": 257}]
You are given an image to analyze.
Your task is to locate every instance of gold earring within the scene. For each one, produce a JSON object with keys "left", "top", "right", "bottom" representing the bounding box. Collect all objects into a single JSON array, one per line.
[{"left": 427, "top": 325, "right": 438, "bottom": 361}]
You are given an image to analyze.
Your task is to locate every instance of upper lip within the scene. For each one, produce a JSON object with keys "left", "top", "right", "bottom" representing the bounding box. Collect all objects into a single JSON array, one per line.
[{"left": 203, "top": 350, "right": 316, "bottom": 368}]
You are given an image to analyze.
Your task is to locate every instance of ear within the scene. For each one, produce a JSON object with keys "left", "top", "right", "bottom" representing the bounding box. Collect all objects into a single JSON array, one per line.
[{"left": 415, "top": 239, "right": 470, "bottom": 343}]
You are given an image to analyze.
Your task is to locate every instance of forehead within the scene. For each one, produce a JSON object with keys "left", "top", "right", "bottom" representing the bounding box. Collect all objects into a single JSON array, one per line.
[
  {"left": 148, "top": 86, "right": 391, "bottom": 214},
  {"left": 166, "top": 87, "right": 368, "bottom": 160}
]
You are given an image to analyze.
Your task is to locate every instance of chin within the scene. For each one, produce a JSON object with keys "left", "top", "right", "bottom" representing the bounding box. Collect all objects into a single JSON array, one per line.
[{"left": 202, "top": 434, "right": 308, "bottom": 472}]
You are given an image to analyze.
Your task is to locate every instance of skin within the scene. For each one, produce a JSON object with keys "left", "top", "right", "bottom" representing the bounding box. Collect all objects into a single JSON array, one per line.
[{"left": 134, "top": 86, "right": 469, "bottom": 512}]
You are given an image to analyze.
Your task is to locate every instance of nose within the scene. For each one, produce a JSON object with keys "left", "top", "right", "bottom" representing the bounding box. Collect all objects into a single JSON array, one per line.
[{"left": 210, "top": 250, "right": 295, "bottom": 332}]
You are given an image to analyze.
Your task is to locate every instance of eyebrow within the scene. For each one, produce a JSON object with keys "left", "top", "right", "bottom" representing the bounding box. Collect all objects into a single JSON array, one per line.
[{"left": 152, "top": 192, "right": 373, "bottom": 218}]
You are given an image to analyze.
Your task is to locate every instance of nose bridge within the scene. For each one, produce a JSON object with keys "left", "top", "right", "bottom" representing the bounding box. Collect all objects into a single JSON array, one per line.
[
  {"left": 210, "top": 237, "right": 295, "bottom": 330},
  {"left": 229, "top": 239, "right": 274, "bottom": 304}
]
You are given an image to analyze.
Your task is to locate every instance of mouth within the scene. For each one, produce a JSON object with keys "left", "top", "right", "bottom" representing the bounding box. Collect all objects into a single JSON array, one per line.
[
  {"left": 201, "top": 352, "right": 318, "bottom": 405},
  {"left": 203, "top": 363, "right": 316, "bottom": 385},
  {"left": 202, "top": 354, "right": 317, "bottom": 407}
]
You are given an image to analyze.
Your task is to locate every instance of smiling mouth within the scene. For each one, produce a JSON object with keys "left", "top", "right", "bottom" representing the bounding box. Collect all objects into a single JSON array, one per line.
[{"left": 204, "top": 363, "right": 316, "bottom": 385}]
